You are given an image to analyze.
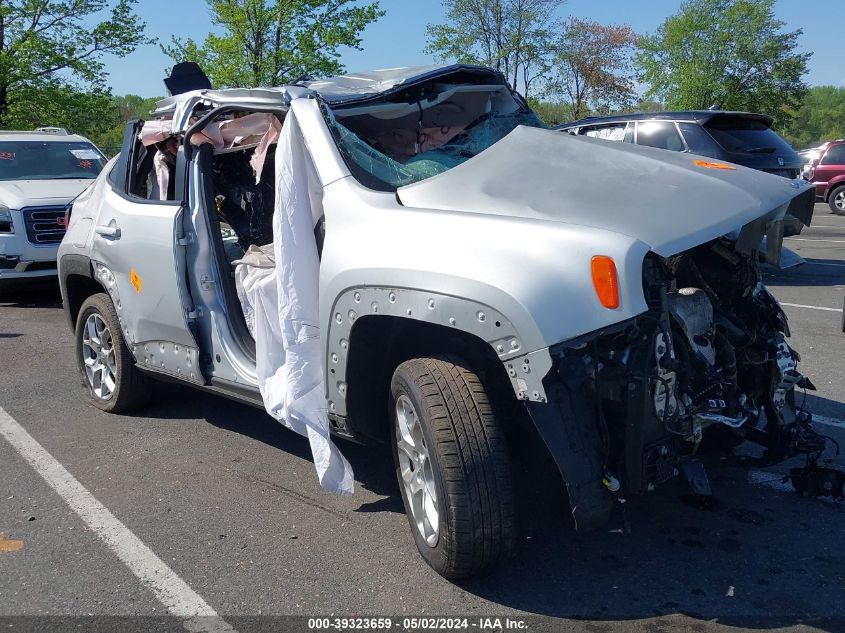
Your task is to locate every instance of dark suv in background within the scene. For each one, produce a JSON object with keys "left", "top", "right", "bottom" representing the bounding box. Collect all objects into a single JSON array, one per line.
[
  {"left": 804, "top": 139, "right": 845, "bottom": 214},
  {"left": 556, "top": 111, "right": 805, "bottom": 233},
  {"left": 557, "top": 111, "right": 802, "bottom": 176}
]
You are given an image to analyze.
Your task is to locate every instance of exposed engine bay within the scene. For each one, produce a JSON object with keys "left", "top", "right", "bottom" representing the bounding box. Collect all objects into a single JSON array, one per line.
[
  {"left": 533, "top": 237, "right": 844, "bottom": 531},
  {"left": 643, "top": 242, "right": 806, "bottom": 460}
]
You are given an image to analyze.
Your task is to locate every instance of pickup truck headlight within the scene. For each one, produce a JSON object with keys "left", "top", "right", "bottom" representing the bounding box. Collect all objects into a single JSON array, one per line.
[{"left": 0, "top": 205, "right": 13, "bottom": 233}]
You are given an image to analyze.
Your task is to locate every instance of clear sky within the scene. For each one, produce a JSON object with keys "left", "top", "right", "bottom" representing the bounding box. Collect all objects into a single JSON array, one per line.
[{"left": 103, "top": 0, "right": 845, "bottom": 98}]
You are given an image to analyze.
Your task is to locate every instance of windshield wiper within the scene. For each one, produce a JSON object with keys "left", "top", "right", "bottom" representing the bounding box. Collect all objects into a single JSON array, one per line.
[{"left": 744, "top": 146, "right": 777, "bottom": 154}]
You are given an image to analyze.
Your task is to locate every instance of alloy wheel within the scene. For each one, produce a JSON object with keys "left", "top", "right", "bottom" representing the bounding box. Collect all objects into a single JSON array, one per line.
[
  {"left": 395, "top": 394, "right": 440, "bottom": 547},
  {"left": 81, "top": 313, "right": 117, "bottom": 401}
]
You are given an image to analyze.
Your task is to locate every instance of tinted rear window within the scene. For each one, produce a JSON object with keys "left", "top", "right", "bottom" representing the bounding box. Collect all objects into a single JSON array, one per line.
[
  {"left": 0, "top": 141, "right": 106, "bottom": 181},
  {"left": 703, "top": 117, "right": 794, "bottom": 155}
]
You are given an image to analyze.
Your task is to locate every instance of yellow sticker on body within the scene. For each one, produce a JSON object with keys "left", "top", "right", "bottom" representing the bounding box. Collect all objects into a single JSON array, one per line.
[{"left": 130, "top": 268, "right": 142, "bottom": 293}]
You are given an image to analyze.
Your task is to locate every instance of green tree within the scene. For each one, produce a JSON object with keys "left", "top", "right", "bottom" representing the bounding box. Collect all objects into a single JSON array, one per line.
[
  {"left": 163, "top": 0, "right": 383, "bottom": 89},
  {"left": 91, "top": 94, "right": 162, "bottom": 155},
  {"left": 781, "top": 86, "right": 845, "bottom": 149},
  {"left": 635, "top": 0, "right": 811, "bottom": 126},
  {"left": 550, "top": 17, "right": 637, "bottom": 120},
  {"left": 5, "top": 83, "right": 118, "bottom": 138},
  {"left": 425, "top": 0, "right": 563, "bottom": 99},
  {"left": 5, "top": 88, "right": 162, "bottom": 157},
  {"left": 0, "top": 1, "right": 148, "bottom": 126},
  {"left": 529, "top": 99, "right": 570, "bottom": 125},
  {"left": 631, "top": 98, "right": 664, "bottom": 113},
  {"left": 113, "top": 94, "right": 161, "bottom": 123}
]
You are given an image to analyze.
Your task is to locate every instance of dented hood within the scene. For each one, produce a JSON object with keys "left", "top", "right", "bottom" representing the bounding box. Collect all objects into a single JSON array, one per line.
[{"left": 398, "top": 126, "right": 815, "bottom": 257}]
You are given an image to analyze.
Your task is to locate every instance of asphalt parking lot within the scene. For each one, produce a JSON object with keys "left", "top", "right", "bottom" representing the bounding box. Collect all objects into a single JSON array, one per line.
[{"left": 1, "top": 204, "right": 844, "bottom": 633}]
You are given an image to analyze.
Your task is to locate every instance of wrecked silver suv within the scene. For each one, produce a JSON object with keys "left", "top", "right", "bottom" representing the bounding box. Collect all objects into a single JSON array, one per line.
[{"left": 58, "top": 64, "right": 842, "bottom": 580}]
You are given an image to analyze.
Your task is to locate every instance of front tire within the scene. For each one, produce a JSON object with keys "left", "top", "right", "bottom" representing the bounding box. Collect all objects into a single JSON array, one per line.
[
  {"left": 390, "top": 355, "right": 515, "bottom": 579},
  {"left": 828, "top": 185, "right": 845, "bottom": 215},
  {"left": 75, "top": 293, "right": 152, "bottom": 413}
]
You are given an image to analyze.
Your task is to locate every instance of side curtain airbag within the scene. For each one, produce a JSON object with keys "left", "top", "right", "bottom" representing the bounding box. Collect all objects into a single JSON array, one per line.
[{"left": 234, "top": 112, "right": 354, "bottom": 494}]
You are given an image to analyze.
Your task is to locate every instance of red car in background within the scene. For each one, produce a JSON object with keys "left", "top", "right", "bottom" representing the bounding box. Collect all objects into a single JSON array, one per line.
[{"left": 805, "top": 139, "right": 845, "bottom": 214}]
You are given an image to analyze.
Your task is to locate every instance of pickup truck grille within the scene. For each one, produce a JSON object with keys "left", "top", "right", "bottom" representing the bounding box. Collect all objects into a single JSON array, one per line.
[{"left": 21, "top": 206, "right": 67, "bottom": 245}]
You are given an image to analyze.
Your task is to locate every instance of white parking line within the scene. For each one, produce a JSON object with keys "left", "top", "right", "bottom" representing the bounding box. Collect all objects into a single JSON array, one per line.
[
  {"left": 780, "top": 302, "right": 843, "bottom": 313},
  {"left": 0, "top": 406, "right": 235, "bottom": 633},
  {"left": 784, "top": 237, "right": 845, "bottom": 244}
]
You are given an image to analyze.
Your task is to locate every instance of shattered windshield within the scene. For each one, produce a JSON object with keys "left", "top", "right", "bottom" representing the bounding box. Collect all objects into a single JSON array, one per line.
[{"left": 329, "top": 96, "right": 547, "bottom": 190}]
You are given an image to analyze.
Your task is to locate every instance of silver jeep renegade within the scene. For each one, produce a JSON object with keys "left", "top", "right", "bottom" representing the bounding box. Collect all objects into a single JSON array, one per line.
[{"left": 58, "top": 64, "right": 839, "bottom": 580}]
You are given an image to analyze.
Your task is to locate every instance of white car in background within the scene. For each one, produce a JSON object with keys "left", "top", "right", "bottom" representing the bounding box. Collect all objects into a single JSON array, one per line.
[{"left": 0, "top": 128, "right": 106, "bottom": 289}]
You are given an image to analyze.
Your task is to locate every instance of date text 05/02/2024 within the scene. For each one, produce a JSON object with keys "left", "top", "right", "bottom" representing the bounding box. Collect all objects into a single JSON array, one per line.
[{"left": 307, "top": 617, "right": 528, "bottom": 630}]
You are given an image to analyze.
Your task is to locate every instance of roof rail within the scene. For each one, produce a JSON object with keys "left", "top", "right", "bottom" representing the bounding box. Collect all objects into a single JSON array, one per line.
[{"left": 35, "top": 126, "right": 69, "bottom": 135}]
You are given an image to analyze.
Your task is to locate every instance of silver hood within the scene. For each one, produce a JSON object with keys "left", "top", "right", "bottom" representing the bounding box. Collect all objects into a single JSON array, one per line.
[
  {"left": 0, "top": 179, "right": 94, "bottom": 209},
  {"left": 398, "top": 126, "right": 815, "bottom": 258}
]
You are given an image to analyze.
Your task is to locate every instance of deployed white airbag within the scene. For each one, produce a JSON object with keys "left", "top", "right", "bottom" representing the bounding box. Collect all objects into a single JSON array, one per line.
[{"left": 234, "top": 113, "right": 354, "bottom": 495}]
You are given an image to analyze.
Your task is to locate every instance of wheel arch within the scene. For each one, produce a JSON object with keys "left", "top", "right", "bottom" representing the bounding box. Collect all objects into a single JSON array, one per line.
[
  {"left": 826, "top": 179, "right": 845, "bottom": 202},
  {"left": 59, "top": 254, "right": 106, "bottom": 330},
  {"left": 322, "top": 286, "right": 551, "bottom": 435},
  {"left": 339, "top": 313, "right": 522, "bottom": 443}
]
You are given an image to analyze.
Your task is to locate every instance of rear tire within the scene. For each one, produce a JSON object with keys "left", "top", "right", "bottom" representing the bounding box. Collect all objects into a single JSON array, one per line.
[
  {"left": 828, "top": 185, "right": 845, "bottom": 215},
  {"left": 75, "top": 293, "right": 152, "bottom": 413},
  {"left": 390, "top": 355, "right": 516, "bottom": 579}
]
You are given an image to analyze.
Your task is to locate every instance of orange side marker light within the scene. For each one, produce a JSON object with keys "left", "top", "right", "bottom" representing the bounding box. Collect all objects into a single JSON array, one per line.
[{"left": 591, "top": 255, "right": 620, "bottom": 309}]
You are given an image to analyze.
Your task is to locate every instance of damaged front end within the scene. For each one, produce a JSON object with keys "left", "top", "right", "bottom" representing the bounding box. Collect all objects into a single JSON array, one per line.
[{"left": 528, "top": 218, "right": 843, "bottom": 531}]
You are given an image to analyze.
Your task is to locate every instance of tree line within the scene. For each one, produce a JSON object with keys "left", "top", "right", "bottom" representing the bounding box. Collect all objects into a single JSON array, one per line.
[{"left": 1, "top": 0, "right": 842, "bottom": 153}]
